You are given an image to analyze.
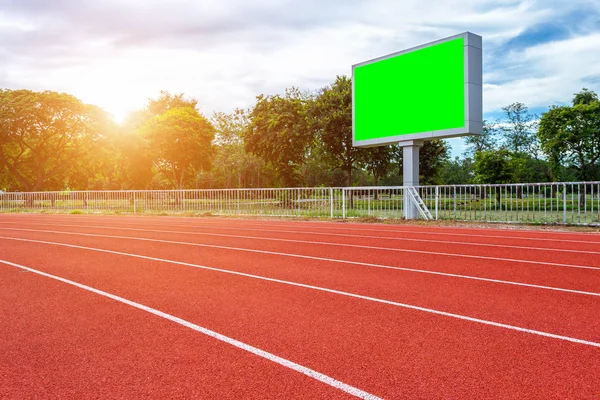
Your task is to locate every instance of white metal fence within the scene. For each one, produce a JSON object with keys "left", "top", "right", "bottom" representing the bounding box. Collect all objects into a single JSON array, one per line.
[{"left": 1, "top": 181, "right": 599, "bottom": 225}]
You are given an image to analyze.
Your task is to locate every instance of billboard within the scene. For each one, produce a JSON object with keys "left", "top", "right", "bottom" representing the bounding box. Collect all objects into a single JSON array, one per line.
[{"left": 352, "top": 32, "right": 482, "bottom": 147}]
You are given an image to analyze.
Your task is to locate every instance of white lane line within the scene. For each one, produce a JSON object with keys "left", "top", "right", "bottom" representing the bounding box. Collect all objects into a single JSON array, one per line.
[
  {"left": 0, "top": 259, "right": 380, "bottom": 400},
  {"left": 198, "top": 222, "right": 600, "bottom": 244},
  {"left": 3, "top": 220, "right": 596, "bottom": 255},
  {"left": 1, "top": 236, "right": 600, "bottom": 349},
  {"left": 142, "top": 218, "right": 600, "bottom": 244},
  {"left": 1, "top": 226, "right": 598, "bottom": 272},
  {"left": 1, "top": 227, "right": 599, "bottom": 297},
  {"left": 66, "top": 215, "right": 600, "bottom": 240},
  {"left": 179, "top": 217, "right": 600, "bottom": 235},
  {"left": 5, "top": 216, "right": 600, "bottom": 244},
  {"left": 86, "top": 222, "right": 600, "bottom": 255}
]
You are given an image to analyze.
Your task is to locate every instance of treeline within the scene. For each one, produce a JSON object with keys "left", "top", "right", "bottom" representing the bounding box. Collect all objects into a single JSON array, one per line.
[
  {"left": 0, "top": 81, "right": 599, "bottom": 192},
  {"left": 451, "top": 88, "right": 600, "bottom": 184}
]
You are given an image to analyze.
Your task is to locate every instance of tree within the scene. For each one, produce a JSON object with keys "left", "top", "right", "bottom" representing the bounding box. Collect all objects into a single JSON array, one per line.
[
  {"left": 464, "top": 120, "right": 498, "bottom": 157},
  {"left": 0, "top": 89, "right": 111, "bottom": 191},
  {"left": 147, "top": 91, "right": 198, "bottom": 117},
  {"left": 245, "top": 88, "right": 313, "bottom": 187},
  {"left": 300, "top": 145, "right": 335, "bottom": 187},
  {"left": 473, "top": 149, "right": 513, "bottom": 184},
  {"left": 112, "top": 128, "right": 154, "bottom": 189},
  {"left": 538, "top": 89, "right": 600, "bottom": 181},
  {"left": 363, "top": 146, "right": 394, "bottom": 186},
  {"left": 0, "top": 163, "right": 19, "bottom": 191},
  {"left": 439, "top": 156, "right": 474, "bottom": 184},
  {"left": 141, "top": 107, "right": 215, "bottom": 190},
  {"left": 419, "top": 140, "right": 450, "bottom": 185},
  {"left": 390, "top": 140, "right": 450, "bottom": 185},
  {"left": 311, "top": 75, "right": 359, "bottom": 186},
  {"left": 573, "top": 88, "right": 598, "bottom": 106},
  {"left": 114, "top": 91, "right": 206, "bottom": 190},
  {"left": 211, "top": 109, "right": 274, "bottom": 188},
  {"left": 500, "top": 102, "right": 539, "bottom": 156}
]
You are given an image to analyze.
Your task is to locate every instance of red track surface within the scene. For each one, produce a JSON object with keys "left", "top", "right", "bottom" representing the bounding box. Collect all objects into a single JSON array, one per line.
[{"left": 1, "top": 214, "right": 599, "bottom": 399}]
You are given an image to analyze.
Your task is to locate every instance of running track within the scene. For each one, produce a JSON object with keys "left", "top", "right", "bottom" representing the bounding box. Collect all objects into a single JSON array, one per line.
[{"left": 1, "top": 214, "right": 599, "bottom": 399}]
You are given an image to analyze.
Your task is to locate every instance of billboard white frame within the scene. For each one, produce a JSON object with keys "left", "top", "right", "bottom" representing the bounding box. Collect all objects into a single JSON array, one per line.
[{"left": 352, "top": 31, "right": 483, "bottom": 148}]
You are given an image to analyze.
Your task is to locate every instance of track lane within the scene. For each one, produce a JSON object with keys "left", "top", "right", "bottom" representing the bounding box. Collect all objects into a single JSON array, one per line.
[
  {"left": 0, "top": 263, "right": 352, "bottom": 399},
  {"left": 3, "top": 215, "right": 600, "bottom": 398},
  {"left": 2, "top": 224, "right": 599, "bottom": 294},
  {"left": 2, "top": 220, "right": 599, "bottom": 266},
  {"left": 1, "top": 239, "right": 599, "bottom": 399},
  {"left": 171, "top": 217, "right": 600, "bottom": 239},
  {"left": 2, "top": 232, "right": 599, "bottom": 344},
  {"left": 0, "top": 213, "right": 600, "bottom": 244},
  {"left": 0, "top": 215, "right": 600, "bottom": 259},
  {"left": 4, "top": 214, "right": 600, "bottom": 248}
]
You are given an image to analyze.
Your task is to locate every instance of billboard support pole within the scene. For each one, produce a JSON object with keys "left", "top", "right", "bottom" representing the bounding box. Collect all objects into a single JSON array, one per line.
[{"left": 401, "top": 140, "right": 423, "bottom": 219}]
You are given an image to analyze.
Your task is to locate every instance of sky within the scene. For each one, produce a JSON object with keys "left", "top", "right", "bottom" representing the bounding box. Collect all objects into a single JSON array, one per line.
[{"left": 1, "top": 0, "right": 600, "bottom": 157}]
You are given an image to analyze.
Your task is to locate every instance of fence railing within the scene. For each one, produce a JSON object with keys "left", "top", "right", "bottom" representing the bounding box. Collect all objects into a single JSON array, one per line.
[{"left": 1, "top": 181, "right": 599, "bottom": 225}]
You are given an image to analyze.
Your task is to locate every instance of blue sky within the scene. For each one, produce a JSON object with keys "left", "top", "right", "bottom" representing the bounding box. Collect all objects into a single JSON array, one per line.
[{"left": 1, "top": 0, "right": 599, "bottom": 158}]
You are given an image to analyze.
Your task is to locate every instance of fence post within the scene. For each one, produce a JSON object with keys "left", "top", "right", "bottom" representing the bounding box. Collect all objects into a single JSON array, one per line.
[
  {"left": 453, "top": 186, "right": 457, "bottom": 220},
  {"left": 435, "top": 186, "right": 439, "bottom": 220},
  {"left": 133, "top": 191, "right": 137, "bottom": 215},
  {"left": 563, "top": 183, "right": 567, "bottom": 224},
  {"left": 329, "top": 188, "right": 333, "bottom": 219},
  {"left": 342, "top": 189, "right": 346, "bottom": 219},
  {"left": 86, "top": 191, "right": 89, "bottom": 214}
]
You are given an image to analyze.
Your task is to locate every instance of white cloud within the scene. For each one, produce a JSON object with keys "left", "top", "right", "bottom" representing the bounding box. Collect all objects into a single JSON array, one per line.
[
  {"left": 484, "top": 32, "right": 600, "bottom": 111},
  {"left": 0, "top": 0, "right": 599, "bottom": 124}
]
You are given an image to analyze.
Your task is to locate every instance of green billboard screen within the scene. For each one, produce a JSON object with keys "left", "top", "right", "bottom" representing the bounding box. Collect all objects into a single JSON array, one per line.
[{"left": 352, "top": 32, "right": 482, "bottom": 147}]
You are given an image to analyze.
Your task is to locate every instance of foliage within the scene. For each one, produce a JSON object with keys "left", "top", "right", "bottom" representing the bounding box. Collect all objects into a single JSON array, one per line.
[
  {"left": 419, "top": 140, "right": 450, "bottom": 185},
  {"left": 112, "top": 129, "right": 154, "bottom": 189},
  {"left": 362, "top": 146, "right": 394, "bottom": 186},
  {"left": 1, "top": 84, "right": 599, "bottom": 192},
  {"left": 389, "top": 140, "right": 450, "bottom": 185},
  {"left": 500, "top": 102, "right": 540, "bottom": 156},
  {"left": 473, "top": 149, "right": 550, "bottom": 184},
  {"left": 245, "top": 88, "right": 313, "bottom": 187},
  {"left": 141, "top": 107, "right": 215, "bottom": 189},
  {"left": 210, "top": 109, "right": 275, "bottom": 188},
  {"left": 508, "top": 154, "right": 551, "bottom": 183},
  {"left": 147, "top": 91, "right": 198, "bottom": 117},
  {"left": 464, "top": 120, "right": 498, "bottom": 157},
  {"left": 0, "top": 89, "right": 112, "bottom": 191},
  {"left": 473, "top": 149, "right": 513, "bottom": 184},
  {"left": 439, "top": 156, "right": 474, "bottom": 184},
  {"left": 573, "top": 88, "right": 598, "bottom": 106},
  {"left": 311, "top": 75, "right": 359, "bottom": 185},
  {"left": 538, "top": 89, "right": 600, "bottom": 181}
]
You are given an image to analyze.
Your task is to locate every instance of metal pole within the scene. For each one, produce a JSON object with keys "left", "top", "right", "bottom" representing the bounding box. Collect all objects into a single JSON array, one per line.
[
  {"left": 563, "top": 183, "right": 567, "bottom": 224},
  {"left": 453, "top": 186, "right": 457, "bottom": 220},
  {"left": 402, "top": 140, "right": 423, "bottom": 219},
  {"left": 435, "top": 186, "right": 439, "bottom": 220},
  {"left": 329, "top": 188, "right": 333, "bottom": 219},
  {"left": 342, "top": 189, "right": 346, "bottom": 219}
]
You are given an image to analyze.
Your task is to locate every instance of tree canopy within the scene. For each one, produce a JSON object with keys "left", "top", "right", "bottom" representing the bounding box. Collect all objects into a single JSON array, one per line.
[
  {"left": 244, "top": 88, "right": 313, "bottom": 187},
  {"left": 0, "top": 89, "right": 112, "bottom": 191},
  {"left": 1, "top": 84, "right": 599, "bottom": 192},
  {"left": 141, "top": 106, "right": 214, "bottom": 189},
  {"left": 538, "top": 89, "right": 600, "bottom": 181}
]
